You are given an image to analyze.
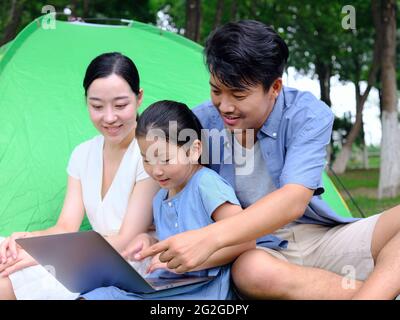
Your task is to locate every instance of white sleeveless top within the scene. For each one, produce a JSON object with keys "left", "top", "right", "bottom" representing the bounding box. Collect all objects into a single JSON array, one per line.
[{"left": 67, "top": 135, "right": 149, "bottom": 236}]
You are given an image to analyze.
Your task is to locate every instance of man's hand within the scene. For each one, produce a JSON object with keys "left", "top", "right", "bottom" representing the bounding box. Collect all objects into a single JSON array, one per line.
[{"left": 136, "top": 228, "right": 219, "bottom": 273}]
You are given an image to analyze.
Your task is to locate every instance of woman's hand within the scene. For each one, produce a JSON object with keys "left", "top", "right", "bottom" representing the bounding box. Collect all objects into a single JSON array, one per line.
[
  {"left": 0, "top": 232, "right": 32, "bottom": 264},
  {"left": 145, "top": 253, "right": 178, "bottom": 274},
  {"left": 122, "top": 233, "right": 158, "bottom": 261},
  {"left": 0, "top": 248, "right": 37, "bottom": 277},
  {"left": 137, "top": 228, "right": 219, "bottom": 273}
]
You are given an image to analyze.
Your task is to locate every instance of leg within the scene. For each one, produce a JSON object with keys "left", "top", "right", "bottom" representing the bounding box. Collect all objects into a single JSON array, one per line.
[
  {"left": 352, "top": 205, "right": 400, "bottom": 299},
  {"left": 232, "top": 249, "right": 362, "bottom": 300},
  {"left": 0, "top": 276, "right": 16, "bottom": 300}
]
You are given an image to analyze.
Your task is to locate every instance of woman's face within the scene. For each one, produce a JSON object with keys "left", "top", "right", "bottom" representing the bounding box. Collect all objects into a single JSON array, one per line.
[{"left": 86, "top": 74, "right": 143, "bottom": 146}]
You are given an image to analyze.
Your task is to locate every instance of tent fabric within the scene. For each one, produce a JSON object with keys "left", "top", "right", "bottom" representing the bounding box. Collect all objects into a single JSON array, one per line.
[{"left": 0, "top": 16, "right": 351, "bottom": 236}]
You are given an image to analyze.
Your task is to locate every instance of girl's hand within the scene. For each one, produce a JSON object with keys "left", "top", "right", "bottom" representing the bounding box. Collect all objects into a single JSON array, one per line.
[
  {"left": 0, "top": 232, "right": 32, "bottom": 264},
  {"left": 122, "top": 233, "right": 157, "bottom": 261},
  {"left": 0, "top": 249, "right": 37, "bottom": 277},
  {"left": 145, "top": 253, "right": 177, "bottom": 274}
]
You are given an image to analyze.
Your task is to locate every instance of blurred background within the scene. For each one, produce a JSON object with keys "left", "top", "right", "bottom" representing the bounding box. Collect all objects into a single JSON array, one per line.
[{"left": 1, "top": 0, "right": 399, "bottom": 217}]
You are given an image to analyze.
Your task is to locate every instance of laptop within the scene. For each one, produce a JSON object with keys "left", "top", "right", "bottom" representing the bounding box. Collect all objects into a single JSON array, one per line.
[{"left": 16, "top": 231, "right": 214, "bottom": 294}]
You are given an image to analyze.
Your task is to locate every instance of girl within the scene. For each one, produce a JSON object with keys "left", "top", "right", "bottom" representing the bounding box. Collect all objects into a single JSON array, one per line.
[
  {"left": 0, "top": 52, "right": 159, "bottom": 300},
  {"left": 80, "top": 100, "right": 255, "bottom": 300}
]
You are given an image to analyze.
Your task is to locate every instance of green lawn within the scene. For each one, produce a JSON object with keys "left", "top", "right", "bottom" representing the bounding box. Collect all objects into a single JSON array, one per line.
[{"left": 329, "top": 168, "right": 400, "bottom": 218}]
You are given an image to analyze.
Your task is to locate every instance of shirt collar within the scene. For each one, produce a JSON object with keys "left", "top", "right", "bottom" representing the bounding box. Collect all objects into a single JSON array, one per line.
[{"left": 258, "top": 87, "right": 286, "bottom": 140}]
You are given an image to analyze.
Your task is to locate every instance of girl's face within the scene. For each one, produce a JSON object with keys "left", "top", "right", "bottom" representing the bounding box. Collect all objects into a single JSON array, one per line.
[
  {"left": 86, "top": 74, "right": 143, "bottom": 147},
  {"left": 138, "top": 136, "right": 202, "bottom": 196}
]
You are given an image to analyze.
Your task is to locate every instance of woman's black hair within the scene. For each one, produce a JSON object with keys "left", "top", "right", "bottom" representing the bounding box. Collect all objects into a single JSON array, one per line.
[
  {"left": 136, "top": 100, "right": 208, "bottom": 166},
  {"left": 204, "top": 20, "right": 289, "bottom": 91},
  {"left": 83, "top": 52, "right": 140, "bottom": 96}
]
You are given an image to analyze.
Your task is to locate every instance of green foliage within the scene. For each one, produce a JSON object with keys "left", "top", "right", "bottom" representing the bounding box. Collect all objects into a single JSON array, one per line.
[
  {"left": 1, "top": 0, "right": 155, "bottom": 41},
  {"left": 330, "top": 168, "right": 400, "bottom": 218}
]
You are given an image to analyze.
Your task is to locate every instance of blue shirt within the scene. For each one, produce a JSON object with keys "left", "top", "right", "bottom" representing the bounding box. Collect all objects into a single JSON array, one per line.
[
  {"left": 150, "top": 166, "right": 240, "bottom": 299},
  {"left": 82, "top": 167, "right": 241, "bottom": 300},
  {"left": 193, "top": 86, "right": 358, "bottom": 250}
]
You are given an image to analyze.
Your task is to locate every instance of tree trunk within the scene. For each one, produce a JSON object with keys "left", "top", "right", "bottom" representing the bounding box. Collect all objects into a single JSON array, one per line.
[
  {"left": 250, "top": 0, "right": 258, "bottom": 18},
  {"left": 185, "top": 0, "right": 202, "bottom": 42},
  {"left": 230, "top": 0, "right": 238, "bottom": 21},
  {"left": 315, "top": 60, "right": 333, "bottom": 163},
  {"left": 83, "top": 0, "right": 90, "bottom": 17},
  {"left": 378, "top": 0, "right": 400, "bottom": 198},
  {"left": 332, "top": 84, "right": 363, "bottom": 173},
  {"left": 213, "top": 0, "right": 224, "bottom": 29},
  {"left": 362, "top": 145, "right": 369, "bottom": 169},
  {"left": 0, "top": 0, "right": 25, "bottom": 47},
  {"left": 315, "top": 60, "right": 332, "bottom": 107},
  {"left": 331, "top": 1, "right": 382, "bottom": 174},
  {"left": 360, "top": 122, "right": 369, "bottom": 169}
]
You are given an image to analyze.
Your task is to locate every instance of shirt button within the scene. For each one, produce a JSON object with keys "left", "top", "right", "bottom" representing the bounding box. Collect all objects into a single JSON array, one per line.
[
  {"left": 175, "top": 222, "right": 178, "bottom": 228},
  {"left": 272, "top": 132, "right": 277, "bottom": 137},
  {"left": 168, "top": 202, "right": 172, "bottom": 207}
]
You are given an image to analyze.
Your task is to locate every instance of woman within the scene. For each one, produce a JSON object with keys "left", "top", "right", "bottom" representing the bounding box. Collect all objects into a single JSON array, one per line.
[{"left": 0, "top": 52, "right": 159, "bottom": 300}]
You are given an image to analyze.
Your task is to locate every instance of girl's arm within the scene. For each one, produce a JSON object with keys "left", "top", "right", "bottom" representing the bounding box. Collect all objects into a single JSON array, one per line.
[
  {"left": 147, "top": 202, "right": 255, "bottom": 273},
  {"left": 189, "top": 202, "right": 255, "bottom": 271},
  {"left": 105, "top": 178, "right": 159, "bottom": 253},
  {"left": 139, "top": 184, "right": 313, "bottom": 273}
]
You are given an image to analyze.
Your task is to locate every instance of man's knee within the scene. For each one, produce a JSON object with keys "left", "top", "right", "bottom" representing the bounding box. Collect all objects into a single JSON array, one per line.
[{"left": 232, "top": 249, "right": 292, "bottom": 299}]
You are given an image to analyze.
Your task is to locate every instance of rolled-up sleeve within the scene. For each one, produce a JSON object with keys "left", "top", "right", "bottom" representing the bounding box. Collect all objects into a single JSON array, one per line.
[{"left": 279, "top": 110, "right": 334, "bottom": 195}]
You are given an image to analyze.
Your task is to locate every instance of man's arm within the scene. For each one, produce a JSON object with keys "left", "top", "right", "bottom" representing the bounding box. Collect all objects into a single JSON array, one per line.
[{"left": 138, "top": 184, "right": 313, "bottom": 273}]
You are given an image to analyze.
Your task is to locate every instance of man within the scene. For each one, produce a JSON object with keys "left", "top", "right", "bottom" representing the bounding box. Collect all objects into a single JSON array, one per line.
[{"left": 139, "top": 20, "right": 400, "bottom": 299}]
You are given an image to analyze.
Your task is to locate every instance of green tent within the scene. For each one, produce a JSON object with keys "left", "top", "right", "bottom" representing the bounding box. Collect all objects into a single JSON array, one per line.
[{"left": 0, "top": 16, "right": 352, "bottom": 236}]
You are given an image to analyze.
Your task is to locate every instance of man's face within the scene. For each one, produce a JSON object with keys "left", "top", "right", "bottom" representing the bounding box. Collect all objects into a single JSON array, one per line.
[{"left": 209, "top": 73, "right": 281, "bottom": 133}]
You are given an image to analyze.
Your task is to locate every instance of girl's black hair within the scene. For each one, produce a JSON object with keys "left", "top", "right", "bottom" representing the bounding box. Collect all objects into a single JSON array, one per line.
[
  {"left": 83, "top": 52, "right": 140, "bottom": 96},
  {"left": 136, "top": 100, "right": 208, "bottom": 166}
]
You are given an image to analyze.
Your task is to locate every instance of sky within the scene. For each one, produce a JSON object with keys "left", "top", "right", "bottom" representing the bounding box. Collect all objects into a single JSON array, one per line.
[{"left": 283, "top": 67, "right": 382, "bottom": 146}]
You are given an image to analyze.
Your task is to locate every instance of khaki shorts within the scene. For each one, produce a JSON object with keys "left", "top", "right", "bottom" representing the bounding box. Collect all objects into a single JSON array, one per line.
[{"left": 256, "top": 213, "right": 381, "bottom": 281}]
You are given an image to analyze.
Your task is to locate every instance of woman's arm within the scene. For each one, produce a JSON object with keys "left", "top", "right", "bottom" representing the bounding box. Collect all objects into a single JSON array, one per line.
[
  {"left": 105, "top": 178, "right": 159, "bottom": 253},
  {"left": 0, "top": 175, "right": 86, "bottom": 272},
  {"left": 32, "top": 176, "right": 86, "bottom": 236}
]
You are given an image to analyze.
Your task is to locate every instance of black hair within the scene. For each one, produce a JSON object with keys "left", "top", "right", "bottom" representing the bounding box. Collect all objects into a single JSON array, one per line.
[
  {"left": 204, "top": 20, "right": 289, "bottom": 91},
  {"left": 136, "top": 100, "right": 203, "bottom": 147},
  {"left": 83, "top": 52, "right": 140, "bottom": 96},
  {"left": 136, "top": 100, "right": 209, "bottom": 166}
]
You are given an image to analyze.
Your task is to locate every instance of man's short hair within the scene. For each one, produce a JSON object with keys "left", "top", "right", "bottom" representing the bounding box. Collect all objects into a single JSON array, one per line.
[{"left": 204, "top": 20, "right": 289, "bottom": 91}]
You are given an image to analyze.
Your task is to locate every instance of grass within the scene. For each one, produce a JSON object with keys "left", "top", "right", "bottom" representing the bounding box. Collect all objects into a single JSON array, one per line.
[{"left": 329, "top": 168, "right": 400, "bottom": 218}]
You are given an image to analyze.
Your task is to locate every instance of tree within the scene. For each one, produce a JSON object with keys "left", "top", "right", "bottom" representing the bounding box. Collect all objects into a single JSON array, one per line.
[
  {"left": 185, "top": 0, "right": 202, "bottom": 42},
  {"left": 213, "top": 0, "right": 224, "bottom": 29},
  {"left": 0, "top": 0, "right": 26, "bottom": 47},
  {"left": 377, "top": 0, "right": 400, "bottom": 198},
  {"left": 332, "top": 0, "right": 381, "bottom": 173}
]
